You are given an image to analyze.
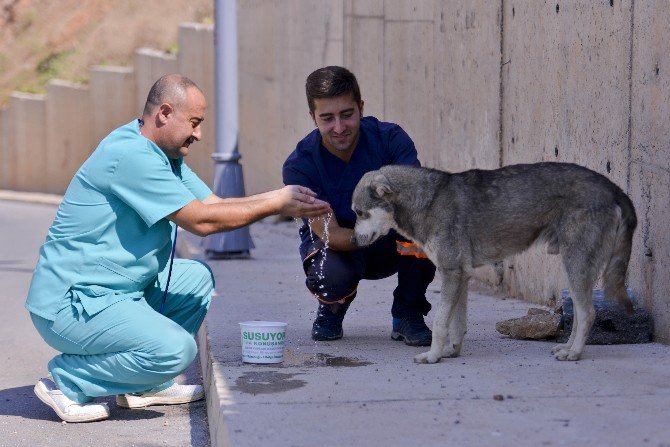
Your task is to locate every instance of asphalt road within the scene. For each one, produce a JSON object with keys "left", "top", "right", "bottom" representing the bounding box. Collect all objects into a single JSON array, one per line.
[{"left": 0, "top": 200, "right": 209, "bottom": 447}]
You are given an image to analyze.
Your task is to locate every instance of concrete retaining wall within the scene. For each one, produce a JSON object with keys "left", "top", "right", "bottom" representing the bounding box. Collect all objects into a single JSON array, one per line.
[
  {"left": 0, "top": 1, "right": 668, "bottom": 342},
  {"left": 178, "top": 23, "right": 215, "bottom": 188},
  {"left": 45, "top": 80, "right": 91, "bottom": 194},
  {"left": 0, "top": 24, "right": 215, "bottom": 195},
  {"left": 234, "top": 0, "right": 670, "bottom": 343},
  {"left": 4, "top": 92, "right": 46, "bottom": 193}
]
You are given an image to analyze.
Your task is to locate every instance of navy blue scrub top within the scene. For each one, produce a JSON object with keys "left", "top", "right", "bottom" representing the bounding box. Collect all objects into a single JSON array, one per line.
[{"left": 282, "top": 116, "right": 421, "bottom": 244}]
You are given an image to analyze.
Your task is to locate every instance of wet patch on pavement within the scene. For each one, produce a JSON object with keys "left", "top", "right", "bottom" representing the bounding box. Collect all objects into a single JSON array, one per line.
[
  {"left": 232, "top": 371, "right": 307, "bottom": 395},
  {"left": 282, "top": 350, "right": 372, "bottom": 368}
]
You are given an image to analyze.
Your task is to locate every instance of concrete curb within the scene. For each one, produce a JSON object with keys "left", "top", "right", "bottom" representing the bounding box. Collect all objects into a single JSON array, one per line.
[
  {"left": 197, "top": 321, "right": 232, "bottom": 447},
  {"left": 0, "top": 190, "right": 62, "bottom": 205},
  {"left": 177, "top": 232, "right": 232, "bottom": 447}
]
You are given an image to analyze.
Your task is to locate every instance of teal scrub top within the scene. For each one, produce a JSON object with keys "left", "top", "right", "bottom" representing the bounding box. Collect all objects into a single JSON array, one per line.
[{"left": 26, "top": 120, "right": 212, "bottom": 321}]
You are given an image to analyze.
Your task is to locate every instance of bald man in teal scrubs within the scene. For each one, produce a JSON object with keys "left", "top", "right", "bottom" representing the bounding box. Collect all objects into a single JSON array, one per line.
[{"left": 27, "top": 74, "right": 331, "bottom": 423}]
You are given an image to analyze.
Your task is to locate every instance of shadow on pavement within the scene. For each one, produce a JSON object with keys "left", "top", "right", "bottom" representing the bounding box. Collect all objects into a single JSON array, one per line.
[{"left": 0, "top": 385, "right": 163, "bottom": 422}]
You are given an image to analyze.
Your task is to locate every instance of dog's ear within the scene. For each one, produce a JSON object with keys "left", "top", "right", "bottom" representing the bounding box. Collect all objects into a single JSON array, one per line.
[{"left": 370, "top": 173, "right": 394, "bottom": 198}]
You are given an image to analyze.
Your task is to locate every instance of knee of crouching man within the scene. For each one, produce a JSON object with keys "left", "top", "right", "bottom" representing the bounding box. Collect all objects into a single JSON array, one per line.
[{"left": 176, "top": 334, "right": 198, "bottom": 372}]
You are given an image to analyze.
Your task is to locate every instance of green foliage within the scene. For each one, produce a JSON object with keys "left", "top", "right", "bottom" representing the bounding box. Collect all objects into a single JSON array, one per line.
[
  {"left": 166, "top": 42, "right": 179, "bottom": 55},
  {"left": 35, "top": 49, "right": 75, "bottom": 84},
  {"left": 0, "top": 52, "right": 7, "bottom": 74}
]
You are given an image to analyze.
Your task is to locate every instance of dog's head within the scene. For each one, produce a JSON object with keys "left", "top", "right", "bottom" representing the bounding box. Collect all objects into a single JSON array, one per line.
[{"left": 351, "top": 169, "right": 397, "bottom": 247}]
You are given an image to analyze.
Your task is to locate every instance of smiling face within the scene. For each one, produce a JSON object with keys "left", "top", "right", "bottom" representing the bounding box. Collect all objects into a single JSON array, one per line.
[
  {"left": 157, "top": 86, "right": 206, "bottom": 159},
  {"left": 310, "top": 93, "right": 364, "bottom": 162}
]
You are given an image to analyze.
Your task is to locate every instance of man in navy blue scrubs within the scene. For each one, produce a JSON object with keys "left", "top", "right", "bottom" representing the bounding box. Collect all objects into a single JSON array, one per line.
[{"left": 283, "top": 66, "right": 436, "bottom": 345}]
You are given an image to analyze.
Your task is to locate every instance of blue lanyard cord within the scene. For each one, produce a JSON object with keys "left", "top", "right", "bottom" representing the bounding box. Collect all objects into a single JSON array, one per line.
[{"left": 160, "top": 226, "right": 179, "bottom": 315}]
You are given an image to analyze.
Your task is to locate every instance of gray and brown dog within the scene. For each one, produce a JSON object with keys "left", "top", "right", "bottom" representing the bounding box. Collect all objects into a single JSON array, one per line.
[{"left": 351, "top": 162, "right": 636, "bottom": 363}]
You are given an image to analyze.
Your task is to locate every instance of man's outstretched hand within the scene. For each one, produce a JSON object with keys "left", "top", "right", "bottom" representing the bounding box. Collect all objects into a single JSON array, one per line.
[{"left": 277, "top": 185, "right": 332, "bottom": 218}]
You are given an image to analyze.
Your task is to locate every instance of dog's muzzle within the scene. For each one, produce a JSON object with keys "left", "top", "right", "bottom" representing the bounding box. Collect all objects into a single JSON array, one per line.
[{"left": 351, "top": 231, "right": 376, "bottom": 247}]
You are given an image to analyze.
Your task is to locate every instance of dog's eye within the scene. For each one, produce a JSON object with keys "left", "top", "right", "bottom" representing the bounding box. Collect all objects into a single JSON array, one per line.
[{"left": 354, "top": 209, "right": 362, "bottom": 217}]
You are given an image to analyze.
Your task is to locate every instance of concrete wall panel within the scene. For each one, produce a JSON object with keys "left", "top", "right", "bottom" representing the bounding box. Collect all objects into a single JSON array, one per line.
[
  {"left": 347, "top": 0, "right": 383, "bottom": 17},
  {"left": 434, "top": 0, "right": 501, "bottom": 173},
  {"left": 238, "top": 1, "right": 344, "bottom": 194},
  {"left": 344, "top": 15, "right": 385, "bottom": 120},
  {"left": 178, "top": 23, "right": 215, "bottom": 188},
  {"left": 629, "top": 0, "right": 670, "bottom": 343},
  {"left": 384, "top": 0, "right": 434, "bottom": 21},
  {"left": 89, "top": 66, "right": 136, "bottom": 144},
  {"left": 500, "top": 0, "right": 633, "bottom": 305},
  {"left": 45, "top": 81, "right": 91, "bottom": 194},
  {"left": 3, "top": 99, "right": 18, "bottom": 190},
  {"left": 135, "top": 48, "right": 179, "bottom": 116},
  {"left": 0, "top": 107, "right": 7, "bottom": 189},
  {"left": 5, "top": 93, "right": 46, "bottom": 193},
  {"left": 384, "top": 20, "right": 435, "bottom": 166},
  {"left": 238, "top": 1, "right": 281, "bottom": 195}
]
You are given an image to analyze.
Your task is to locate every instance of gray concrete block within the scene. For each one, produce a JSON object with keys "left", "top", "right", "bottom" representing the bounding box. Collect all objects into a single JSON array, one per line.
[
  {"left": 134, "top": 48, "right": 178, "bottom": 116},
  {"left": 45, "top": 80, "right": 90, "bottom": 194},
  {"left": 5, "top": 93, "right": 46, "bottom": 193},
  {"left": 178, "top": 23, "right": 215, "bottom": 187}
]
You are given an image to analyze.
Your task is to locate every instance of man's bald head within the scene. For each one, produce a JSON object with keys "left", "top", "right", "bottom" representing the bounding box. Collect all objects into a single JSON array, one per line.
[{"left": 142, "top": 74, "right": 201, "bottom": 117}]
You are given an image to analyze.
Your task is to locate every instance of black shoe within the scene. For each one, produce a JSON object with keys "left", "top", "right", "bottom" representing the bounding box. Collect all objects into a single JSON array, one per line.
[
  {"left": 312, "top": 302, "right": 351, "bottom": 341},
  {"left": 391, "top": 316, "right": 432, "bottom": 346}
]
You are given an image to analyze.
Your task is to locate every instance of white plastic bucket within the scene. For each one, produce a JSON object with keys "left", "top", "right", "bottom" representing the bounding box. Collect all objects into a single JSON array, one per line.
[{"left": 239, "top": 321, "right": 288, "bottom": 364}]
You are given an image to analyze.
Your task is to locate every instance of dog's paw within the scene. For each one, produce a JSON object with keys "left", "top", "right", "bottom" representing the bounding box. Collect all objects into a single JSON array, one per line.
[
  {"left": 551, "top": 343, "right": 569, "bottom": 355},
  {"left": 442, "top": 345, "right": 461, "bottom": 358},
  {"left": 553, "top": 348, "right": 582, "bottom": 361},
  {"left": 414, "top": 351, "right": 442, "bottom": 364}
]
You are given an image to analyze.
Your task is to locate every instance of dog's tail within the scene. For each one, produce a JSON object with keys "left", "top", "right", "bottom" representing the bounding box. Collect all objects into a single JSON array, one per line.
[{"left": 603, "top": 192, "right": 637, "bottom": 315}]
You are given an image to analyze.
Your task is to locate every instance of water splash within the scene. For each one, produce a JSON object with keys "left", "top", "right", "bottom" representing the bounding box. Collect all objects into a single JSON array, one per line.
[{"left": 306, "top": 213, "right": 332, "bottom": 299}]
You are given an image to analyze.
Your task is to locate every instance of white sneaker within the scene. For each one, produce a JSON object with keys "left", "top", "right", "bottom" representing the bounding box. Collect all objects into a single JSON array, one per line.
[
  {"left": 34, "top": 378, "right": 110, "bottom": 423},
  {"left": 116, "top": 383, "right": 205, "bottom": 408}
]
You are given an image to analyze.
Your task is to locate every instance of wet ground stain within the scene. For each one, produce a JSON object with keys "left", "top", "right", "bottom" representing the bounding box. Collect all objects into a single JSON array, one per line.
[
  {"left": 232, "top": 354, "right": 372, "bottom": 394},
  {"left": 232, "top": 371, "right": 307, "bottom": 395},
  {"left": 281, "top": 350, "right": 373, "bottom": 368},
  {"left": 302, "top": 353, "right": 373, "bottom": 367}
]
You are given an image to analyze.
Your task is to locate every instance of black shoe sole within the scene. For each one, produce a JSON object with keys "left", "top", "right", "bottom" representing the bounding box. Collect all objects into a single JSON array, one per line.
[
  {"left": 311, "top": 331, "right": 343, "bottom": 341},
  {"left": 391, "top": 331, "right": 431, "bottom": 347}
]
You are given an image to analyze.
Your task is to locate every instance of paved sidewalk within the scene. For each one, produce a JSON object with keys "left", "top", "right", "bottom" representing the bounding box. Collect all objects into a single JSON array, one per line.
[{"left": 186, "top": 220, "right": 670, "bottom": 447}]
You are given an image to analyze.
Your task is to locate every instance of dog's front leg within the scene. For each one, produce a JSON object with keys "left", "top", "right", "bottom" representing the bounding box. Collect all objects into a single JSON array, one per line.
[
  {"left": 415, "top": 270, "right": 467, "bottom": 364},
  {"left": 445, "top": 283, "right": 468, "bottom": 358}
]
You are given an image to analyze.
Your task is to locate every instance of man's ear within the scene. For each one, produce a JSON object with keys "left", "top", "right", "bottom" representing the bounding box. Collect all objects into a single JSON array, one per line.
[
  {"left": 309, "top": 111, "right": 317, "bottom": 127},
  {"left": 157, "top": 103, "right": 174, "bottom": 125},
  {"left": 370, "top": 173, "right": 394, "bottom": 198}
]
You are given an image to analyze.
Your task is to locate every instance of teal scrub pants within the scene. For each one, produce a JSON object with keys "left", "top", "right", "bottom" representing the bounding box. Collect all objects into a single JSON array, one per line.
[{"left": 30, "top": 259, "right": 214, "bottom": 404}]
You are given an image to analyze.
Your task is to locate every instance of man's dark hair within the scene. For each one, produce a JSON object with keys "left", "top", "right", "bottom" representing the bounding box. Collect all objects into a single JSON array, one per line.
[
  {"left": 305, "top": 66, "right": 361, "bottom": 114},
  {"left": 142, "top": 74, "right": 200, "bottom": 117}
]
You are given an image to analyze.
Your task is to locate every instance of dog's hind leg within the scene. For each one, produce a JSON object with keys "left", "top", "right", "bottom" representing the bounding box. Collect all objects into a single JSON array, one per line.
[
  {"left": 415, "top": 270, "right": 468, "bottom": 364},
  {"left": 553, "top": 286, "right": 594, "bottom": 361},
  {"left": 552, "top": 230, "right": 604, "bottom": 360}
]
